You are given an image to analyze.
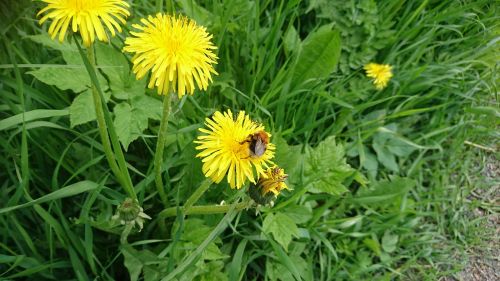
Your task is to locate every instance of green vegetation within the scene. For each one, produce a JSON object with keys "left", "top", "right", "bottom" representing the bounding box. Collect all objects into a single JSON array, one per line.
[{"left": 0, "top": 0, "right": 498, "bottom": 280}]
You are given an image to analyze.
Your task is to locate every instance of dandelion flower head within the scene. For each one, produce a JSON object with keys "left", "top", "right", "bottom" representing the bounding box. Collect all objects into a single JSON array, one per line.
[
  {"left": 37, "top": 0, "right": 130, "bottom": 46},
  {"left": 195, "top": 110, "right": 275, "bottom": 189},
  {"left": 123, "top": 14, "right": 218, "bottom": 97},
  {"left": 258, "top": 167, "right": 288, "bottom": 195},
  {"left": 364, "top": 63, "right": 393, "bottom": 90}
]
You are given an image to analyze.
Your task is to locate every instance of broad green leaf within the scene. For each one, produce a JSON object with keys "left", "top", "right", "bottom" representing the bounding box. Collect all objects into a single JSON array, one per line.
[
  {"left": 373, "top": 142, "right": 399, "bottom": 172},
  {"left": 351, "top": 177, "right": 415, "bottom": 205},
  {"left": 28, "top": 67, "right": 91, "bottom": 93},
  {"left": 122, "top": 245, "right": 163, "bottom": 281},
  {"left": 28, "top": 34, "right": 86, "bottom": 68},
  {"left": 69, "top": 89, "right": 111, "bottom": 127},
  {"left": 110, "top": 73, "right": 148, "bottom": 100},
  {"left": 113, "top": 102, "right": 149, "bottom": 150},
  {"left": 28, "top": 34, "right": 76, "bottom": 52},
  {"left": 387, "top": 137, "right": 417, "bottom": 157},
  {"left": 95, "top": 42, "right": 128, "bottom": 81},
  {"left": 0, "top": 181, "right": 99, "bottom": 214},
  {"left": 263, "top": 213, "right": 299, "bottom": 251},
  {"left": 131, "top": 95, "right": 162, "bottom": 121},
  {"left": 284, "top": 203, "right": 313, "bottom": 224},
  {"left": 382, "top": 231, "right": 398, "bottom": 253},
  {"left": 291, "top": 25, "right": 341, "bottom": 90},
  {"left": 304, "top": 136, "right": 354, "bottom": 195},
  {"left": 69, "top": 91, "right": 94, "bottom": 127},
  {"left": 95, "top": 42, "right": 146, "bottom": 100},
  {"left": 28, "top": 67, "right": 108, "bottom": 93}
]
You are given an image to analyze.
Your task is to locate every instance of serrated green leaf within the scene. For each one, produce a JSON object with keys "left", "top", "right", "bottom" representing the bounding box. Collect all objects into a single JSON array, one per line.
[
  {"left": 111, "top": 73, "right": 148, "bottom": 100},
  {"left": 122, "top": 245, "right": 163, "bottom": 281},
  {"left": 131, "top": 95, "right": 162, "bottom": 121},
  {"left": 28, "top": 68, "right": 91, "bottom": 93},
  {"left": 28, "top": 34, "right": 76, "bottom": 52},
  {"left": 122, "top": 246, "right": 143, "bottom": 281},
  {"left": 304, "top": 136, "right": 355, "bottom": 195},
  {"left": 291, "top": 25, "right": 341, "bottom": 89},
  {"left": 284, "top": 203, "right": 313, "bottom": 224},
  {"left": 70, "top": 90, "right": 95, "bottom": 127},
  {"left": 113, "top": 102, "right": 149, "bottom": 150},
  {"left": 263, "top": 213, "right": 299, "bottom": 251},
  {"left": 95, "top": 42, "right": 128, "bottom": 80},
  {"left": 94, "top": 42, "right": 146, "bottom": 100},
  {"left": 69, "top": 90, "right": 111, "bottom": 127},
  {"left": 28, "top": 66, "right": 108, "bottom": 93}
]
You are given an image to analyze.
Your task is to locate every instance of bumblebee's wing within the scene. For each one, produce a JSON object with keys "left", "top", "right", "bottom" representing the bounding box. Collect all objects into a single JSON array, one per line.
[{"left": 254, "top": 139, "right": 266, "bottom": 156}]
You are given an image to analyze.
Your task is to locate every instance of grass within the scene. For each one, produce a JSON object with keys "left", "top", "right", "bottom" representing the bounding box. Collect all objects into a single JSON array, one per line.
[{"left": 0, "top": 0, "right": 498, "bottom": 280}]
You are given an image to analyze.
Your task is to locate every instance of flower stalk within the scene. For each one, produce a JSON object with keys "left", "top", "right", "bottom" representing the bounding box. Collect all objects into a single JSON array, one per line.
[
  {"left": 77, "top": 42, "right": 136, "bottom": 200},
  {"left": 159, "top": 200, "right": 253, "bottom": 218},
  {"left": 86, "top": 47, "right": 124, "bottom": 187},
  {"left": 184, "top": 178, "right": 213, "bottom": 211},
  {"left": 154, "top": 94, "right": 172, "bottom": 205}
]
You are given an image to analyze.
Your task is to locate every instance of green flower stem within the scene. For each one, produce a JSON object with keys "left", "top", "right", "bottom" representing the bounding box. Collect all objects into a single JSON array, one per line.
[
  {"left": 154, "top": 94, "right": 172, "bottom": 205},
  {"left": 158, "top": 201, "right": 252, "bottom": 218},
  {"left": 77, "top": 42, "right": 136, "bottom": 200},
  {"left": 184, "top": 178, "right": 213, "bottom": 211},
  {"left": 86, "top": 50, "right": 123, "bottom": 188}
]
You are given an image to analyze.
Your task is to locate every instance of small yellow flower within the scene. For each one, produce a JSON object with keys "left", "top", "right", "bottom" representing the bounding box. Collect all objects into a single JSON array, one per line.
[
  {"left": 364, "top": 63, "right": 393, "bottom": 89},
  {"left": 194, "top": 110, "right": 275, "bottom": 189},
  {"left": 248, "top": 166, "right": 288, "bottom": 205},
  {"left": 37, "top": 0, "right": 130, "bottom": 47},
  {"left": 258, "top": 167, "right": 289, "bottom": 195},
  {"left": 123, "top": 14, "right": 218, "bottom": 97}
]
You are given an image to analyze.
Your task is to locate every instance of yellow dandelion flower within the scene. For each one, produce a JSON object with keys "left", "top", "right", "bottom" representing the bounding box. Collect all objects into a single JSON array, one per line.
[
  {"left": 37, "top": 0, "right": 130, "bottom": 47},
  {"left": 194, "top": 110, "right": 275, "bottom": 189},
  {"left": 364, "top": 63, "right": 393, "bottom": 90},
  {"left": 258, "top": 167, "right": 289, "bottom": 195},
  {"left": 248, "top": 166, "right": 288, "bottom": 205},
  {"left": 123, "top": 14, "right": 218, "bottom": 97}
]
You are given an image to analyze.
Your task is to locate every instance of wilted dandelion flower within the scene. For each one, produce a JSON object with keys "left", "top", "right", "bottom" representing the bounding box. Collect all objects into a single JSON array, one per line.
[
  {"left": 258, "top": 167, "right": 288, "bottom": 195},
  {"left": 123, "top": 14, "right": 218, "bottom": 97},
  {"left": 249, "top": 166, "right": 288, "bottom": 205},
  {"left": 194, "top": 110, "right": 275, "bottom": 189},
  {"left": 37, "top": 0, "right": 130, "bottom": 46},
  {"left": 364, "top": 63, "right": 393, "bottom": 90},
  {"left": 111, "top": 198, "right": 151, "bottom": 232}
]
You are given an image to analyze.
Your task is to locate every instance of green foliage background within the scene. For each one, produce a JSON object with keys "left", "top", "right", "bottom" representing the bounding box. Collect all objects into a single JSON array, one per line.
[{"left": 0, "top": 0, "right": 498, "bottom": 280}]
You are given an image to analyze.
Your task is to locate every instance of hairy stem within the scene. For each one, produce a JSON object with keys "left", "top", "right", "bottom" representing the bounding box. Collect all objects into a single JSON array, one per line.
[
  {"left": 154, "top": 94, "right": 172, "bottom": 205},
  {"left": 159, "top": 201, "right": 252, "bottom": 218}
]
